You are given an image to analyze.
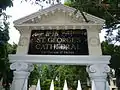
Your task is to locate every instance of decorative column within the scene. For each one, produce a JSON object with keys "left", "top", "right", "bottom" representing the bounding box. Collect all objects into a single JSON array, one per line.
[
  {"left": 87, "top": 64, "right": 110, "bottom": 90},
  {"left": 10, "top": 62, "right": 34, "bottom": 90}
]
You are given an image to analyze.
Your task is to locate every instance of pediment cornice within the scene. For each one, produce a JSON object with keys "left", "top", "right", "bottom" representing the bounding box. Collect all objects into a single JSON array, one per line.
[{"left": 14, "top": 4, "right": 105, "bottom": 25}]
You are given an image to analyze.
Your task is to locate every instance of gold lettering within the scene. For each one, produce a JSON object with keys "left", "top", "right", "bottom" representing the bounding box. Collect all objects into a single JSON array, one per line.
[
  {"left": 46, "top": 44, "right": 54, "bottom": 50},
  {"left": 48, "top": 38, "right": 55, "bottom": 43},
  {"left": 70, "top": 44, "right": 77, "bottom": 50},
  {"left": 36, "top": 38, "right": 46, "bottom": 43},
  {"left": 35, "top": 44, "right": 41, "bottom": 49},
  {"left": 42, "top": 44, "right": 46, "bottom": 49},
  {"left": 54, "top": 32, "right": 59, "bottom": 36},
  {"left": 57, "top": 38, "right": 63, "bottom": 43}
]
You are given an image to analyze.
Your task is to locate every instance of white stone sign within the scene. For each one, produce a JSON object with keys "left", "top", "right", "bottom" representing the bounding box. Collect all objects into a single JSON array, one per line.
[{"left": 9, "top": 4, "right": 110, "bottom": 90}]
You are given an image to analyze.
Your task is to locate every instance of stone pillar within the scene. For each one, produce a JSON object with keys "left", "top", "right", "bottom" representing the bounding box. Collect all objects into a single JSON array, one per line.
[
  {"left": 87, "top": 64, "right": 110, "bottom": 90},
  {"left": 10, "top": 62, "right": 34, "bottom": 90}
]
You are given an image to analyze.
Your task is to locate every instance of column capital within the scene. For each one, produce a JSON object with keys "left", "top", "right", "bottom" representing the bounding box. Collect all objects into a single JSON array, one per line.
[
  {"left": 87, "top": 64, "right": 110, "bottom": 81},
  {"left": 10, "top": 62, "right": 34, "bottom": 90},
  {"left": 10, "top": 62, "right": 34, "bottom": 72}
]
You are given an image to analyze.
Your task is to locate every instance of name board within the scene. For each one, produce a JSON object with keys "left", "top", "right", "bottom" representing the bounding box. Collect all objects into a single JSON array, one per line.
[{"left": 28, "top": 29, "right": 88, "bottom": 55}]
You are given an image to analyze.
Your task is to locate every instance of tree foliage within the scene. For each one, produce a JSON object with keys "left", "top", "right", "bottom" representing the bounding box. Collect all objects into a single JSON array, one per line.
[
  {"left": 29, "top": 65, "right": 89, "bottom": 90},
  {"left": 64, "top": 0, "right": 120, "bottom": 44},
  {"left": 101, "top": 41, "right": 120, "bottom": 88},
  {"left": 0, "top": 1, "right": 14, "bottom": 90},
  {"left": 28, "top": 41, "right": 120, "bottom": 89},
  {"left": 0, "top": 43, "right": 17, "bottom": 90},
  {"left": 1, "top": 0, "right": 120, "bottom": 89},
  {"left": 65, "top": 0, "right": 119, "bottom": 25},
  {"left": 101, "top": 41, "right": 120, "bottom": 69},
  {"left": 0, "top": 0, "right": 13, "bottom": 13}
]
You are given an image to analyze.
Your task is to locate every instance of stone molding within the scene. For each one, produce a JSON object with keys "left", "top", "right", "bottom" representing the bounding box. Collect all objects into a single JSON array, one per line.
[
  {"left": 14, "top": 4, "right": 105, "bottom": 25},
  {"left": 10, "top": 62, "right": 34, "bottom": 72},
  {"left": 9, "top": 55, "right": 110, "bottom": 65},
  {"left": 89, "top": 37, "right": 100, "bottom": 47},
  {"left": 18, "top": 37, "right": 28, "bottom": 46},
  {"left": 13, "top": 71, "right": 30, "bottom": 79},
  {"left": 87, "top": 64, "right": 110, "bottom": 81}
]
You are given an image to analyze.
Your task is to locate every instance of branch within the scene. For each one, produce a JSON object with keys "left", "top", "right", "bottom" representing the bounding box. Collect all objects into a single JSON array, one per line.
[{"left": 79, "top": 8, "right": 89, "bottom": 23}]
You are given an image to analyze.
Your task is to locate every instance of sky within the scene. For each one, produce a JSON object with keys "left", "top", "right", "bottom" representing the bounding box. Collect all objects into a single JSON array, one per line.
[
  {"left": 6, "top": 0, "right": 105, "bottom": 44},
  {"left": 6, "top": 0, "right": 66, "bottom": 44}
]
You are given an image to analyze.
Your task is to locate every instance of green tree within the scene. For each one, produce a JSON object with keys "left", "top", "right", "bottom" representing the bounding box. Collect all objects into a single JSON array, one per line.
[
  {"left": 0, "top": 0, "right": 13, "bottom": 12},
  {"left": 0, "top": 22, "right": 10, "bottom": 90},
  {"left": 0, "top": 0, "right": 14, "bottom": 89},
  {"left": 101, "top": 41, "right": 120, "bottom": 89},
  {"left": 64, "top": 0, "right": 120, "bottom": 44},
  {"left": 29, "top": 64, "right": 40, "bottom": 86},
  {"left": 101, "top": 41, "right": 120, "bottom": 69},
  {"left": 28, "top": 41, "right": 120, "bottom": 89},
  {"left": 29, "top": 65, "right": 88, "bottom": 90},
  {"left": 0, "top": 43, "right": 17, "bottom": 90}
]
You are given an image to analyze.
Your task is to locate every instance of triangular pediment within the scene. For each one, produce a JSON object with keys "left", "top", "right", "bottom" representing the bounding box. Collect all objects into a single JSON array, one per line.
[{"left": 14, "top": 4, "right": 105, "bottom": 25}]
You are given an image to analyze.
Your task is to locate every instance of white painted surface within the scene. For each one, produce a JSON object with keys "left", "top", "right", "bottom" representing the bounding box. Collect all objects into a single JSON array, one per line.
[
  {"left": 10, "top": 63, "right": 34, "bottom": 90},
  {"left": 9, "top": 55, "right": 110, "bottom": 65},
  {"left": 36, "top": 79, "right": 41, "bottom": 90},
  {"left": 11, "top": 71, "right": 30, "bottom": 90},
  {"left": 63, "top": 80, "right": 68, "bottom": 90},
  {"left": 87, "top": 64, "right": 110, "bottom": 90},
  {"left": 13, "top": 4, "right": 105, "bottom": 25},
  {"left": 77, "top": 80, "right": 82, "bottom": 90},
  {"left": 13, "top": 4, "right": 104, "bottom": 55},
  {"left": 109, "top": 78, "right": 117, "bottom": 90},
  {"left": 9, "top": 4, "right": 111, "bottom": 90},
  {"left": 50, "top": 80, "right": 54, "bottom": 90},
  {"left": 92, "top": 80, "right": 96, "bottom": 90},
  {"left": 106, "top": 81, "right": 110, "bottom": 90}
]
